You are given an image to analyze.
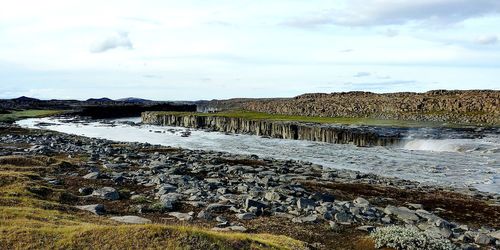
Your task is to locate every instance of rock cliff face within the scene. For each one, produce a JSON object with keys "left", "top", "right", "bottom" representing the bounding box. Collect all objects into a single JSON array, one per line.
[
  {"left": 142, "top": 112, "right": 402, "bottom": 147},
  {"left": 240, "top": 90, "right": 499, "bottom": 126}
]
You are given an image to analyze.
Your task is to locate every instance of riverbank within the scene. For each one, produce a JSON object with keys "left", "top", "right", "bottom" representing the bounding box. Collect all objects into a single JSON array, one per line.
[{"left": 1, "top": 124, "right": 499, "bottom": 249}]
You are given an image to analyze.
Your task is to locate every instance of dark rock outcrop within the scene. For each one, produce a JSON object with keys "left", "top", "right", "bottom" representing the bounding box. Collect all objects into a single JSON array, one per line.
[{"left": 142, "top": 112, "right": 402, "bottom": 147}]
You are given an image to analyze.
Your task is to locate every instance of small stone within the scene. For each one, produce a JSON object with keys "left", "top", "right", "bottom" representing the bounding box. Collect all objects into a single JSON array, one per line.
[
  {"left": 328, "top": 221, "right": 338, "bottom": 230},
  {"left": 356, "top": 225, "right": 375, "bottom": 232},
  {"left": 407, "top": 203, "right": 423, "bottom": 210},
  {"left": 216, "top": 216, "right": 228, "bottom": 223},
  {"left": 78, "top": 187, "right": 93, "bottom": 195},
  {"left": 381, "top": 216, "right": 391, "bottom": 224}
]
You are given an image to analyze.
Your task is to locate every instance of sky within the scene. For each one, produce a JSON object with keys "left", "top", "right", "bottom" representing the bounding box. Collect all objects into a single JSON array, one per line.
[{"left": 1, "top": 0, "right": 500, "bottom": 100}]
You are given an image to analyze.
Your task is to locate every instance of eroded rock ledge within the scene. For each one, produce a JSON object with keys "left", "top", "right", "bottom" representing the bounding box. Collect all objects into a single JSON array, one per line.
[{"left": 141, "top": 112, "right": 402, "bottom": 147}]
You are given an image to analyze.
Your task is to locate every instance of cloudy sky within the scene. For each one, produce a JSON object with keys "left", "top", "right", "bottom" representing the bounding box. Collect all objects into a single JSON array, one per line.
[{"left": 1, "top": 0, "right": 499, "bottom": 100}]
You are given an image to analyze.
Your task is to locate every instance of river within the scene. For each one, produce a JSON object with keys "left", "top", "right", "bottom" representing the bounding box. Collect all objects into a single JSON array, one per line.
[{"left": 17, "top": 117, "right": 500, "bottom": 194}]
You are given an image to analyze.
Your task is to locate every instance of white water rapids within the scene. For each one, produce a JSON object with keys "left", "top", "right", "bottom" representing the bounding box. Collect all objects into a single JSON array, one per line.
[{"left": 17, "top": 117, "right": 500, "bottom": 194}]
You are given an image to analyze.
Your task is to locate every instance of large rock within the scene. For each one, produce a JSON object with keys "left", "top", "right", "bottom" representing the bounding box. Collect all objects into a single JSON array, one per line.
[
  {"left": 75, "top": 204, "right": 105, "bottom": 215},
  {"left": 489, "top": 231, "right": 500, "bottom": 240},
  {"left": 292, "top": 215, "right": 318, "bottom": 223},
  {"left": 475, "top": 234, "right": 493, "bottom": 245},
  {"left": 334, "top": 212, "right": 352, "bottom": 225},
  {"left": 384, "top": 205, "right": 419, "bottom": 222},
  {"left": 297, "top": 198, "right": 316, "bottom": 210},
  {"left": 168, "top": 212, "right": 193, "bottom": 221},
  {"left": 244, "top": 198, "right": 267, "bottom": 210},
  {"left": 264, "top": 191, "right": 281, "bottom": 201},
  {"left": 212, "top": 225, "right": 247, "bottom": 232},
  {"left": 206, "top": 203, "right": 232, "bottom": 213},
  {"left": 110, "top": 216, "right": 151, "bottom": 224},
  {"left": 236, "top": 213, "right": 256, "bottom": 220},
  {"left": 353, "top": 197, "right": 369, "bottom": 207},
  {"left": 83, "top": 172, "right": 100, "bottom": 180},
  {"left": 92, "top": 187, "right": 119, "bottom": 200}
]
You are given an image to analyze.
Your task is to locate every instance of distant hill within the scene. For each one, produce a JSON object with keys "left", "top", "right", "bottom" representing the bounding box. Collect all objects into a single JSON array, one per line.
[
  {"left": 12, "top": 96, "right": 41, "bottom": 102},
  {"left": 116, "top": 97, "right": 153, "bottom": 104},
  {"left": 86, "top": 98, "right": 114, "bottom": 103}
]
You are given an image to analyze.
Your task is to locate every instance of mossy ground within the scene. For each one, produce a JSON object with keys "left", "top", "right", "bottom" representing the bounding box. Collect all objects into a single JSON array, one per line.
[
  {"left": 0, "top": 155, "right": 306, "bottom": 250},
  {"left": 152, "top": 110, "right": 478, "bottom": 128},
  {"left": 0, "top": 110, "right": 64, "bottom": 123}
]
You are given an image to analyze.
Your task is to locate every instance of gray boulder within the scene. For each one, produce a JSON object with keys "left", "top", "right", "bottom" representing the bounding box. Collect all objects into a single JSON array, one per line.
[
  {"left": 475, "top": 233, "right": 493, "bottom": 245},
  {"left": 83, "top": 172, "right": 100, "bottom": 180},
  {"left": 353, "top": 197, "right": 369, "bottom": 207},
  {"left": 297, "top": 198, "right": 315, "bottom": 210},
  {"left": 334, "top": 212, "right": 352, "bottom": 225},
  {"left": 264, "top": 191, "right": 281, "bottom": 201},
  {"left": 92, "top": 187, "right": 119, "bottom": 200},
  {"left": 236, "top": 213, "right": 256, "bottom": 220},
  {"left": 168, "top": 212, "right": 193, "bottom": 221},
  {"left": 384, "top": 205, "right": 419, "bottom": 222},
  {"left": 110, "top": 216, "right": 151, "bottom": 224},
  {"left": 75, "top": 204, "right": 105, "bottom": 215},
  {"left": 244, "top": 198, "right": 267, "bottom": 210}
]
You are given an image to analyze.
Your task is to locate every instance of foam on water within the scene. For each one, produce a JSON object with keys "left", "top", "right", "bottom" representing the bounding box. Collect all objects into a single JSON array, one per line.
[{"left": 16, "top": 117, "right": 500, "bottom": 194}]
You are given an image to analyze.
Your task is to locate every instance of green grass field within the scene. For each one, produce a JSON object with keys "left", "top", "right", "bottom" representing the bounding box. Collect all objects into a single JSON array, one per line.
[
  {"left": 0, "top": 110, "right": 64, "bottom": 123},
  {"left": 151, "top": 110, "right": 472, "bottom": 128}
]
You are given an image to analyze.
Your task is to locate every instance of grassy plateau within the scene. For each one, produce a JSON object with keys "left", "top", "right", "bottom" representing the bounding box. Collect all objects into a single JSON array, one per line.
[
  {"left": 0, "top": 110, "right": 64, "bottom": 123},
  {"left": 150, "top": 110, "right": 476, "bottom": 128}
]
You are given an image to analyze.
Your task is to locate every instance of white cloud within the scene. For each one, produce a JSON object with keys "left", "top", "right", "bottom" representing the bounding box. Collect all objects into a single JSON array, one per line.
[
  {"left": 286, "top": 0, "right": 500, "bottom": 27},
  {"left": 90, "top": 32, "right": 133, "bottom": 53},
  {"left": 380, "top": 28, "right": 399, "bottom": 37},
  {"left": 353, "top": 72, "right": 371, "bottom": 77},
  {"left": 475, "top": 35, "right": 498, "bottom": 45}
]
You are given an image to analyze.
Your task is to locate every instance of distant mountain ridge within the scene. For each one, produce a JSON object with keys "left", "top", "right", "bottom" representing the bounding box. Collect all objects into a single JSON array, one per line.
[
  {"left": 86, "top": 97, "right": 114, "bottom": 103},
  {"left": 116, "top": 97, "right": 153, "bottom": 103}
]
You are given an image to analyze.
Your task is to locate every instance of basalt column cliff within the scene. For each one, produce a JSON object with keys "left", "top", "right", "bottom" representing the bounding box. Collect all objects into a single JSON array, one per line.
[{"left": 141, "top": 112, "right": 402, "bottom": 147}]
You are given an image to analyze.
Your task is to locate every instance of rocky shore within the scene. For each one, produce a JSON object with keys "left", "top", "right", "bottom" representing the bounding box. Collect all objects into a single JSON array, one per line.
[
  {"left": 1, "top": 123, "right": 499, "bottom": 249},
  {"left": 141, "top": 112, "right": 402, "bottom": 147}
]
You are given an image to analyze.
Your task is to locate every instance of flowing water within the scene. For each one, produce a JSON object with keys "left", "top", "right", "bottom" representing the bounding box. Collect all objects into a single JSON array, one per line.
[{"left": 17, "top": 117, "right": 500, "bottom": 194}]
